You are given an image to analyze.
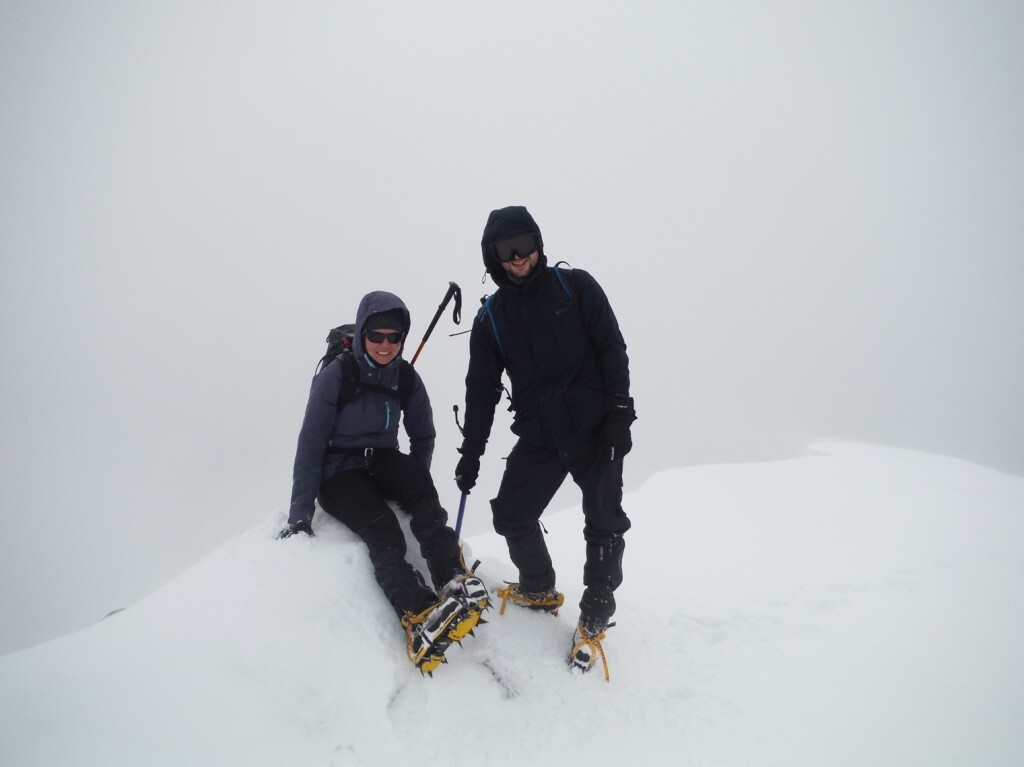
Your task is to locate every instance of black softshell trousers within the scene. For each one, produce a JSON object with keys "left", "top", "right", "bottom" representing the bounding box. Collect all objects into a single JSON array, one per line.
[
  {"left": 318, "top": 449, "right": 462, "bottom": 618},
  {"left": 490, "top": 439, "right": 631, "bottom": 628}
]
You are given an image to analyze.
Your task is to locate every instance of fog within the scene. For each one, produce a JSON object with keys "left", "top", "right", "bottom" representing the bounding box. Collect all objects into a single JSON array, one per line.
[{"left": 2, "top": 1, "right": 1021, "bottom": 656}]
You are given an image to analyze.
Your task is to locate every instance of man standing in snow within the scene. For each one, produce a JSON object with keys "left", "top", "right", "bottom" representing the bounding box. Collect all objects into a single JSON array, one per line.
[{"left": 454, "top": 206, "right": 635, "bottom": 675}]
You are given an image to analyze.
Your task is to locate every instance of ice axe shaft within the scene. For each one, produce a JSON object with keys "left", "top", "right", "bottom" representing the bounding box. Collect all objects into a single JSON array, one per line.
[
  {"left": 455, "top": 492, "right": 468, "bottom": 539},
  {"left": 411, "top": 281, "right": 461, "bottom": 365}
]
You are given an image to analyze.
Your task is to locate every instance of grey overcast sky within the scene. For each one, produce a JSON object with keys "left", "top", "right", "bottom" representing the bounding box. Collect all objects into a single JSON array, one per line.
[{"left": 2, "top": 1, "right": 1022, "bottom": 655}]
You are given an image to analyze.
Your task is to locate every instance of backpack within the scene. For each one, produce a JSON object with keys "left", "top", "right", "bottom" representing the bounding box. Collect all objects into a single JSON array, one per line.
[{"left": 315, "top": 323, "right": 415, "bottom": 411}]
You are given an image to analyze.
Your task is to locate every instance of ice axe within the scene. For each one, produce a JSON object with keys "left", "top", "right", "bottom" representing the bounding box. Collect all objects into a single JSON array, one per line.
[
  {"left": 410, "top": 281, "right": 461, "bottom": 366},
  {"left": 454, "top": 491, "right": 468, "bottom": 539},
  {"left": 452, "top": 406, "right": 470, "bottom": 541}
]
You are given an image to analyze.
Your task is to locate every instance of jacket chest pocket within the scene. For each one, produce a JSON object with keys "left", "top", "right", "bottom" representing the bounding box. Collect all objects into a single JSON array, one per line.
[
  {"left": 499, "top": 290, "right": 583, "bottom": 373},
  {"left": 550, "top": 298, "right": 588, "bottom": 362}
]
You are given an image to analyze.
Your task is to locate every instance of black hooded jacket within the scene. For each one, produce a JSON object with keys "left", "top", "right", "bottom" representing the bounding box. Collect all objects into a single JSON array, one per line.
[{"left": 462, "top": 206, "right": 630, "bottom": 458}]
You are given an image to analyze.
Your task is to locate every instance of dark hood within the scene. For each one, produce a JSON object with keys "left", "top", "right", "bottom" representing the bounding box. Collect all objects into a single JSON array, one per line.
[
  {"left": 480, "top": 205, "right": 547, "bottom": 287},
  {"left": 353, "top": 291, "right": 411, "bottom": 362}
]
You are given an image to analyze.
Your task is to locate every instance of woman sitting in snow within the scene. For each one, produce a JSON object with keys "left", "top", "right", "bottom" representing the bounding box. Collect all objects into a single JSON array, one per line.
[{"left": 280, "top": 290, "right": 487, "bottom": 674}]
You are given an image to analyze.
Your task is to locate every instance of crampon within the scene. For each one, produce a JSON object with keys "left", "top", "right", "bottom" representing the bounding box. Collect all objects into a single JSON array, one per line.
[
  {"left": 569, "top": 621, "right": 614, "bottom": 682},
  {"left": 402, "top": 566, "right": 491, "bottom": 676},
  {"left": 402, "top": 597, "right": 482, "bottom": 675},
  {"left": 495, "top": 582, "right": 565, "bottom": 615}
]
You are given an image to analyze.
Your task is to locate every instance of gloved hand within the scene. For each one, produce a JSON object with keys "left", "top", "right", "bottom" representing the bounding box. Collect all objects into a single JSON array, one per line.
[
  {"left": 601, "top": 396, "right": 636, "bottom": 461},
  {"left": 278, "top": 520, "right": 314, "bottom": 539},
  {"left": 455, "top": 440, "right": 485, "bottom": 493}
]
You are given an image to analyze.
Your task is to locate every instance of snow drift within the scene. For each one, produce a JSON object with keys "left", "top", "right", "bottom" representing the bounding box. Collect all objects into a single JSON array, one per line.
[{"left": 2, "top": 441, "right": 1022, "bottom": 766}]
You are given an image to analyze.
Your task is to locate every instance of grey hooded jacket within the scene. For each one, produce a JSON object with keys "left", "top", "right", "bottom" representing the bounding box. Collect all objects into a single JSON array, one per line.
[{"left": 287, "top": 291, "right": 435, "bottom": 525}]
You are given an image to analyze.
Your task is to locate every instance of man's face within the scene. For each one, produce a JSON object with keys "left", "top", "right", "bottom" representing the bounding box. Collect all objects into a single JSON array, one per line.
[
  {"left": 500, "top": 250, "right": 539, "bottom": 282},
  {"left": 495, "top": 233, "right": 540, "bottom": 283}
]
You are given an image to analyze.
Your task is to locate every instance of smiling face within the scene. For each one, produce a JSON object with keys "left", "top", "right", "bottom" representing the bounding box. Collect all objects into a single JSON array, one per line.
[
  {"left": 493, "top": 232, "right": 541, "bottom": 284},
  {"left": 363, "top": 328, "right": 403, "bottom": 365},
  {"left": 500, "top": 249, "right": 539, "bottom": 283}
]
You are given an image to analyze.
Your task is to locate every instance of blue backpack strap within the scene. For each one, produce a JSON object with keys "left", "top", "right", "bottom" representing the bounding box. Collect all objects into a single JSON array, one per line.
[
  {"left": 481, "top": 296, "right": 507, "bottom": 359},
  {"left": 550, "top": 262, "right": 576, "bottom": 301},
  {"left": 481, "top": 266, "right": 575, "bottom": 361}
]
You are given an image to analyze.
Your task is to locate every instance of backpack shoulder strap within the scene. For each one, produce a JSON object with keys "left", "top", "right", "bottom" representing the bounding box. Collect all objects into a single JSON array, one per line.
[
  {"left": 550, "top": 261, "right": 577, "bottom": 302},
  {"left": 476, "top": 266, "right": 574, "bottom": 362},
  {"left": 336, "top": 350, "right": 361, "bottom": 410},
  {"left": 337, "top": 352, "right": 415, "bottom": 411},
  {"left": 480, "top": 295, "right": 506, "bottom": 358},
  {"left": 396, "top": 360, "right": 415, "bottom": 408}
]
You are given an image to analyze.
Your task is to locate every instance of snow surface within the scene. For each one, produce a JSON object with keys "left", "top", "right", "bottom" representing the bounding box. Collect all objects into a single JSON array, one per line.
[{"left": 2, "top": 441, "right": 1022, "bottom": 766}]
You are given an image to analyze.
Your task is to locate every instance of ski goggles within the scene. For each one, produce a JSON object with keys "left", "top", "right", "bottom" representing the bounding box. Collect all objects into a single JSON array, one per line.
[
  {"left": 364, "top": 330, "right": 404, "bottom": 344},
  {"left": 494, "top": 233, "right": 538, "bottom": 263}
]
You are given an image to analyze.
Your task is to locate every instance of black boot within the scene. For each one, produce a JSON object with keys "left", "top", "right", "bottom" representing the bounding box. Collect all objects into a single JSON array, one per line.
[{"left": 579, "top": 534, "right": 625, "bottom": 633}]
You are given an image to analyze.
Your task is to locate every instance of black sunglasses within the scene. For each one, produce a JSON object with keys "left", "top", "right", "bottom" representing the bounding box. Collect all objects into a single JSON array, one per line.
[
  {"left": 365, "top": 330, "right": 403, "bottom": 344},
  {"left": 494, "top": 233, "right": 538, "bottom": 263}
]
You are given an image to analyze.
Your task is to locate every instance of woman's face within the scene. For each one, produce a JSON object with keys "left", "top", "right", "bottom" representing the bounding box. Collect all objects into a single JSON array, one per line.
[{"left": 363, "top": 328, "right": 403, "bottom": 365}]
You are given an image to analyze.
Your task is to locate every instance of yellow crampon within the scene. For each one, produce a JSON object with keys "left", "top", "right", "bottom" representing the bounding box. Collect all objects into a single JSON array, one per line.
[
  {"left": 446, "top": 607, "right": 483, "bottom": 643},
  {"left": 401, "top": 600, "right": 483, "bottom": 677},
  {"left": 495, "top": 582, "right": 565, "bottom": 615},
  {"left": 570, "top": 624, "right": 611, "bottom": 682},
  {"left": 401, "top": 608, "right": 445, "bottom": 675}
]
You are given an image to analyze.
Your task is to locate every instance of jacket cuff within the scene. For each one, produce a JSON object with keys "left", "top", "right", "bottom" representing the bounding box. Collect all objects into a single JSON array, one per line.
[
  {"left": 458, "top": 439, "right": 486, "bottom": 457},
  {"left": 606, "top": 394, "right": 636, "bottom": 420},
  {"left": 288, "top": 508, "right": 314, "bottom": 526}
]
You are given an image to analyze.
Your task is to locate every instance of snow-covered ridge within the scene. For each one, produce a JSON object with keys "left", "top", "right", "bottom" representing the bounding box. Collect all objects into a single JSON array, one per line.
[{"left": 2, "top": 442, "right": 1022, "bottom": 766}]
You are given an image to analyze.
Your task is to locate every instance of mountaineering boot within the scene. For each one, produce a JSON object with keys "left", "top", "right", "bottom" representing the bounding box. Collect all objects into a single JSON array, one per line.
[
  {"left": 496, "top": 582, "right": 565, "bottom": 615},
  {"left": 442, "top": 572, "right": 489, "bottom": 614},
  {"left": 579, "top": 535, "right": 624, "bottom": 630},
  {"left": 569, "top": 617, "right": 614, "bottom": 682},
  {"left": 401, "top": 593, "right": 482, "bottom": 675},
  {"left": 440, "top": 553, "right": 490, "bottom": 615}
]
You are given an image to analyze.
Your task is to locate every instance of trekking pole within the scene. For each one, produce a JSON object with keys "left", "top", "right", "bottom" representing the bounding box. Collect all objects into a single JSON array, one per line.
[{"left": 410, "top": 281, "right": 461, "bottom": 365}]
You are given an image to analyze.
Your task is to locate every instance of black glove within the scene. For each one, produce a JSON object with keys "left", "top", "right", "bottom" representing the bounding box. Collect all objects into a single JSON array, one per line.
[
  {"left": 455, "top": 440, "right": 484, "bottom": 493},
  {"left": 601, "top": 396, "right": 636, "bottom": 461},
  {"left": 278, "top": 520, "right": 314, "bottom": 539}
]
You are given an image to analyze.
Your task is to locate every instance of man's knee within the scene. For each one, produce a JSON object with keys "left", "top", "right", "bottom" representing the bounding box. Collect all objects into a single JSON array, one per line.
[{"left": 491, "top": 496, "right": 542, "bottom": 539}]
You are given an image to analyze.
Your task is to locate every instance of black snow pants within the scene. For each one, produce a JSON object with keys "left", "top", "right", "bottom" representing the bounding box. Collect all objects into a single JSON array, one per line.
[
  {"left": 490, "top": 438, "right": 630, "bottom": 629},
  {"left": 318, "top": 449, "right": 463, "bottom": 618}
]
